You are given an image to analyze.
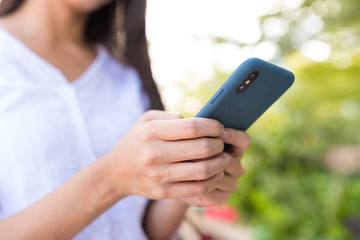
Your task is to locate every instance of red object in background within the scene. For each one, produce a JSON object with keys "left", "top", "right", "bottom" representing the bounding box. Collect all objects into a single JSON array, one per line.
[
  {"left": 201, "top": 234, "right": 214, "bottom": 240},
  {"left": 204, "top": 205, "right": 238, "bottom": 222}
]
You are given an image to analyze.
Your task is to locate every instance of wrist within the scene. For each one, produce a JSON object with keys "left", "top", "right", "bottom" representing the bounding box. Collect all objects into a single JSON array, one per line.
[
  {"left": 156, "top": 199, "right": 189, "bottom": 215},
  {"left": 89, "top": 154, "right": 127, "bottom": 205},
  {"left": 172, "top": 199, "right": 190, "bottom": 211}
]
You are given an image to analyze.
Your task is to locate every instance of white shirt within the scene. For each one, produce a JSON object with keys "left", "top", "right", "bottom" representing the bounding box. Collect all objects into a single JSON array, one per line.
[{"left": 0, "top": 28, "right": 150, "bottom": 240}]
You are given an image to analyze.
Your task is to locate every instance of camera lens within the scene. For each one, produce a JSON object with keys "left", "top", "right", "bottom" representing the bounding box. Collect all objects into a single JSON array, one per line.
[
  {"left": 249, "top": 71, "right": 259, "bottom": 80},
  {"left": 236, "top": 84, "right": 245, "bottom": 93}
]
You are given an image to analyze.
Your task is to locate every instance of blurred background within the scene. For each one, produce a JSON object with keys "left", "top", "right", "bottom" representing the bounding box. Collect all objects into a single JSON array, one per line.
[{"left": 147, "top": 0, "right": 360, "bottom": 239}]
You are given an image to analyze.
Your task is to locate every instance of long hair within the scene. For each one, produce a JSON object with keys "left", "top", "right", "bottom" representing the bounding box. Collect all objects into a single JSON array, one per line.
[{"left": 0, "top": 0, "right": 164, "bottom": 110}]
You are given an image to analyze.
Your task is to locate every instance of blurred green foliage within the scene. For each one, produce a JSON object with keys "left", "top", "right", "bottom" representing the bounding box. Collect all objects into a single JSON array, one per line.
[
  {"left": 229, "top": 54, "right": 360, "bottom": 240},
  {"left": 175, "top": 0, "right": 360, "bottom": 239}
]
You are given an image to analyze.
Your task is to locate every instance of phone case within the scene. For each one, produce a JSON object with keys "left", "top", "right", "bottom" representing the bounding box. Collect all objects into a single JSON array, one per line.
[{"left": 195, "top": 58, "right": 294, "bottom": 131}]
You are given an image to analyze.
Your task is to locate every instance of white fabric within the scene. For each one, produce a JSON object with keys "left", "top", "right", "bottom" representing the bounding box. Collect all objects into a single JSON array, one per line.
[{"left": 0, "top": 28, "right": 150, "bottom": 240}]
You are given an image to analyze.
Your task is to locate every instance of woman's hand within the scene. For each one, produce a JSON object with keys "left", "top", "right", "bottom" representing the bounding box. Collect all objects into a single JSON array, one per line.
[
  {"left": 102, "top": 110, "right": 230, "bottom": 200},
  {"left": 181, "top": 128, "right": 251, "bottom": 206}
]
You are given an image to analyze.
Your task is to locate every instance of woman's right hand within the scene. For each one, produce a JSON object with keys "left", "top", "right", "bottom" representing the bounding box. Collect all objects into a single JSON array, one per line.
[{"left": 103, "top": 110, "right": 229, "bottom": 200}]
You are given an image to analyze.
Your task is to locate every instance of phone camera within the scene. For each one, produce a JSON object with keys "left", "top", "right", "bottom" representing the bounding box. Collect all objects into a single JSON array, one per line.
[
  {"left": 235, "top": 85, "right": 244, "bottom": 93},
  {"left": 249, "top": 71, "right": 259, "bottom": 80},
  {"left": 235, "top": 71, "right": 259, "bottom": 94}
]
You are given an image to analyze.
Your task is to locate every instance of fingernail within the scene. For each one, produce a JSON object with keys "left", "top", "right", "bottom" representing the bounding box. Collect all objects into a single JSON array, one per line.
[{"left": 221, "top": 130, "right": 230, "bottom": 140}]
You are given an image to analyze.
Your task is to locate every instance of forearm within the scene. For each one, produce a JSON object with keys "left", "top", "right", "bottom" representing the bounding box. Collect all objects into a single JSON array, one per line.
[
  {"left": 0, "top": 156, "right": 123, "bottom": 240},
  {"left": 143, "top": 199, "right": 189, "bottom": 240}
]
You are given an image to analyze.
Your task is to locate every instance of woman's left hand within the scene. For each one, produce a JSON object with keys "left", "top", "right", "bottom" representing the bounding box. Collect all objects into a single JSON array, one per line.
[{"left": 181, "top": 128, "right": 251, "bottom": 206}]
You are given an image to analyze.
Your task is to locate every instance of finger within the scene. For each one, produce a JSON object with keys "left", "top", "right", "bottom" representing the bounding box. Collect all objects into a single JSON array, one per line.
[
  {"left": 163, "top": 153, "right": 230, "bottom": 182},
  {"left": 220, "top": 129, "right": 251, "bottom": 156},
  {"left": 222, "top": 154, "right": 245, "bottom": 176},
  {"left": 183, "top": 189, "right": 231, "bottom": 207},
  {"left": 225, "top": 161, "right": 245, "bottom": 177},
  {"left": 154, "top": 173, "right": 224, "bottom": 199},
  {"left": 148, "top": 118, "right": 224, "bottom": 141},
  {"left": 160, "top": 138, "right": 225, "bottom": 162},
  {"left": 216, "top": 174, "right": 240, "bottom": 192},
  {"left": 139, "top": 110, "right": 183, "bottom": 122}
]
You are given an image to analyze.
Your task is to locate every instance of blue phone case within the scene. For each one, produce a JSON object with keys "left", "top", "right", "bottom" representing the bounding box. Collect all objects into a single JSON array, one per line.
[{"left": 195, "top": 58, "right": 295, "bottom": 131}]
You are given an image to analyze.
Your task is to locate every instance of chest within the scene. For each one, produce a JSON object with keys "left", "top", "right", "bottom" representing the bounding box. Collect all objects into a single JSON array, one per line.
[
  {"left": 0, "top": 59, "right": 146, "bottom": 165},
  {"left": 20, "top": 39, "right": 97, "bottom": 83}
]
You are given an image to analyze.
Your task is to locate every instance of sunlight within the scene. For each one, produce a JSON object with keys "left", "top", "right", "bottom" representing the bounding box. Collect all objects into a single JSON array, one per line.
[
  {"left": 301, "top": 40, "right": 331, "bottom": 62},
  {"left": 146, "top": 0, "right": 275, "bottom": 85}
]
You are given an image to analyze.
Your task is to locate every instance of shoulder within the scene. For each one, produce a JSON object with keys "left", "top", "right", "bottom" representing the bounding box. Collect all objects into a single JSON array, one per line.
[
  {"left": 0, "top": 28, "right": 27, "bottom": 83},
  {"left": 0, "top": 51, "right": 36, "bottom": 87},
  {"left": 99, "top": 46, "right": 142, "bottom": 83},
  {"left": 0, "top": 29, "right": 15, "bottom": 62},
  {"left": 97, "top": 46, "right": 150, "bottom": 109},
  {"left": 0, "top": 52, "right": 23, "bottom": 84}
]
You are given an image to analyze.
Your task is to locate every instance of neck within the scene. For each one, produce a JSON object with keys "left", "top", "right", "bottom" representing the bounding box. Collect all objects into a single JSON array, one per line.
[{"left": 1, "top": 0, "right": 89, "bottom": 46}]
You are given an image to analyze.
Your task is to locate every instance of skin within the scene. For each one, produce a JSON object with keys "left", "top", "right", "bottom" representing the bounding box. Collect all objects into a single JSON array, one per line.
[{"left": 0, "top": 0, "right": 251, "bottom": 239}]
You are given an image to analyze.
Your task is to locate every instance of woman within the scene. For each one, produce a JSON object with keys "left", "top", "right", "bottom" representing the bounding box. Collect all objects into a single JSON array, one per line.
[{"left": 0, "top": 0, "right": 251, "bottom": 239}]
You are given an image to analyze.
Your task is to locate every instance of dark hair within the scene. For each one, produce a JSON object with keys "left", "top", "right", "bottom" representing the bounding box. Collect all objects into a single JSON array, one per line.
[{"left": 0, "top": 0, "right": 164, "bottom": 110}]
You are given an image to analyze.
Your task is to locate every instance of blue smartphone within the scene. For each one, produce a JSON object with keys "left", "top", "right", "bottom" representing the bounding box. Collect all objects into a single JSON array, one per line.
[{"left": 195, "top": 58, "right": 294, "bottom": 131}]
